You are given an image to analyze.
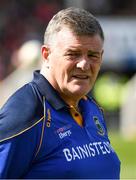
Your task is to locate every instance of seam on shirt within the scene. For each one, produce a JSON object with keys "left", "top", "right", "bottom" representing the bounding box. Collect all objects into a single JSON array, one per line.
[
  {"left": 34, "top": 96, "right": 46, "bottom": 158},
  {"left": 0, "top": 116, "right": 44, "bottom": 143}
]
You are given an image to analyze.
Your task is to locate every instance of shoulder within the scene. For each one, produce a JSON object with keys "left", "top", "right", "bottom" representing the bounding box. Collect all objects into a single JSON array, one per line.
[
  {"left": 0, "top": 82, "right": 44, "bottom": 142},
  {"left": 86, "top": 95, "right": 104, "bottom": 112}
]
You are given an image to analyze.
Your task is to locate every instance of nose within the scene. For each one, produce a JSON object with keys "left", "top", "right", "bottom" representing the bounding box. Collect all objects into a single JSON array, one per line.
[{"left": 76, "top": 58, "right": 90, "bottom": 71}]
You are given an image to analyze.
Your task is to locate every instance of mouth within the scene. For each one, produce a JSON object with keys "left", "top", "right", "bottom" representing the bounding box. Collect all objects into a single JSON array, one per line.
[{"left": 72, "top": 75, "right": 89, "bottom": 80}]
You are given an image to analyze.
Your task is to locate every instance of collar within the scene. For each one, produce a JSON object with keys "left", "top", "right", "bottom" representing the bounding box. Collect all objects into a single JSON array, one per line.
[{"left": 32, "top": 70, "right": 68, "bottom": 110}]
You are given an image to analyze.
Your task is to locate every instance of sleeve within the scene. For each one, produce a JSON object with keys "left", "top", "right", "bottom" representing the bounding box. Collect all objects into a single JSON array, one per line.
[
  {"left": 0, "top": 122, "right": 42, "bottom": 179},
  {"left": 0, "top": 84, "right": 44, "bottom": 178}
]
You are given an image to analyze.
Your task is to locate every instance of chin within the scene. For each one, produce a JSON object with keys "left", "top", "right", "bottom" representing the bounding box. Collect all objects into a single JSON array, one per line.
[{"left": 69, "top": 87, "right": 89, "bottom": 97}]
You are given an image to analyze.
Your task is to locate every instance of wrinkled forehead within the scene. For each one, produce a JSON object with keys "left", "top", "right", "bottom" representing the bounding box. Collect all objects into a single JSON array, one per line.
[
  {"left": 44, "top": 23, "right": 104, "bottom": 45},
  {"left": 48, "top": 27, "right": 104, "bottom": 53},
  {"left": 48, "top": 27, "right": 103, "bottom": 46}
]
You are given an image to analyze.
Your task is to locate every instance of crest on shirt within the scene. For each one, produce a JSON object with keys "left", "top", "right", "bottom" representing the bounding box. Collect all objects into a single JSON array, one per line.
[{"left": 93, "top": 116, "right": 105, "bottom": 136}]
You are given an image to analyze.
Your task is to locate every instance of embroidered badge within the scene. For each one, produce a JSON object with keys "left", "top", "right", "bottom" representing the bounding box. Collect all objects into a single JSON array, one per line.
[{"left": 93, "top": 116, "right": 105, "bottom": 136}]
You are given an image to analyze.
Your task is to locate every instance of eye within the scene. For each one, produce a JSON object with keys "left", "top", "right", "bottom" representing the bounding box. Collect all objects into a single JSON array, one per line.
[
  {"left": 69, "top": 53, "right": 80, "bottom": 56},
  {"left": 88, "top": 53, "right": 99, "bottom": 58},
  {"left": 88, "top": 54, "right": 95, "bottom": 58},
  {"left": 65, "top": 51, "right": 81, "bottom": 58},
  {"left": 88, "top": 53, "right": 101, "bottom": 63}
]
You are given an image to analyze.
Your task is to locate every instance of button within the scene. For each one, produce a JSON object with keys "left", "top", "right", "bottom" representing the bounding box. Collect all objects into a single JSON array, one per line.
[{"left": 74, "top": 113, "right": 79, "bottom": 117}]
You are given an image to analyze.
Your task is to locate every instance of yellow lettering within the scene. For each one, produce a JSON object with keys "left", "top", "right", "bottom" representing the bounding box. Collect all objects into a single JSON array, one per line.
[{"left": 46, "top": 109, "right": 51, "bottom": 127}]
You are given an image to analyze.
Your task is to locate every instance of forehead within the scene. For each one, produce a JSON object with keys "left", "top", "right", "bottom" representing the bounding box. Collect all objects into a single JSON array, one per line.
[{"left": 53, "top": 27, "right": 103, "bottom": 51}]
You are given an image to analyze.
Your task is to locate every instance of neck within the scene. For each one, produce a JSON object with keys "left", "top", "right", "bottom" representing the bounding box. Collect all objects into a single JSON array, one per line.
[
  {"left": 40, "top": 66, "right": 81, "bottom": 109},
  {"left": 60, "top": 94, "right": 81, "bottom": 109}
]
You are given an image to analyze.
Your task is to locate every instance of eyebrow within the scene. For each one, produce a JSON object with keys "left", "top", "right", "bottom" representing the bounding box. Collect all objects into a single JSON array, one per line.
[
  {"left": 65, "top": 48, "right": 102, "bottom": 55},
  {"left": 65, "top": 48, "right": 80, "bottom": 52},
  {"left": 88, "top": 50, "right": 101, "bottom": 54},
  {"left": 64, "top": 49, "right": 81, "bottom": 55}
]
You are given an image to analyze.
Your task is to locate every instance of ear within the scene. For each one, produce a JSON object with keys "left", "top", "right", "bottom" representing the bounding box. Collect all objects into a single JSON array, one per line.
[
  {"left": 101, "top": 49, "right": 104, "bottom": 56},
  {"left": 41, "top": 45, "right": 49, "bottom": 60},
  {"left": 100, "top": 49, "right": 104, "bottom": 59}
]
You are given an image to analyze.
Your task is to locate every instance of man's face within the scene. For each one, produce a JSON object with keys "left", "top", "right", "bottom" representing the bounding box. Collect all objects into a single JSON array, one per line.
[{"left": 42, "top": 28, "right": 103, "bottom": 102}]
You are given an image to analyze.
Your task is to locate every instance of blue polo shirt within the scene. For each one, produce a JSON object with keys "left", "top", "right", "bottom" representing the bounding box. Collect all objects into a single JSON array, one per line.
[{"left": 0, "top": 71, "right": 120, "bottom": 179}]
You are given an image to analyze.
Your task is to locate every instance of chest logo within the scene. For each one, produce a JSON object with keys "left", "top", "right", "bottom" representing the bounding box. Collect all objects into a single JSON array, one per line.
[
  {"left": 56, "top": 125, "right": 72, "bottom": 139},
  {"left": 93, "top": 116, "right": 105, "bottom": 136}
]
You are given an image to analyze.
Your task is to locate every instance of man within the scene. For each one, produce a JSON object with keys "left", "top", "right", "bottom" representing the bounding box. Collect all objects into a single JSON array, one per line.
[{"left": 0, "top": 7, "right": 120, "bottom": 179}]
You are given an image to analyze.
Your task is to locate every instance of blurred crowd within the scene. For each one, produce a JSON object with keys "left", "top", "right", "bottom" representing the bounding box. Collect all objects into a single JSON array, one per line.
[
  {"left": 0, "top": 0, "right": 63, "bottom": 80},
  {"left": 0, "top": 0, "right": 136, "bottom": 81},
  {"left": 85, "top": 0, "right": 136, "bottom": 15}
]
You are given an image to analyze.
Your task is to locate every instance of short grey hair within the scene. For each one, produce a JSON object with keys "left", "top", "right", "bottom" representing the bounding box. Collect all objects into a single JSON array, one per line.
[{"left": 44, "top": 7, "right": 104, "bottom": 44}]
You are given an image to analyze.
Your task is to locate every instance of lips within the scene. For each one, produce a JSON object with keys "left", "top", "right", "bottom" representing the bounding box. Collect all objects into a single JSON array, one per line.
[{"left": 72, "top": 75, "right": 89, "bottom": 79}]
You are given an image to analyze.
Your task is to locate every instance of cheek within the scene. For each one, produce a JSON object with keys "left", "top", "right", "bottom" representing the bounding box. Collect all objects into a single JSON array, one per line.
[
  {"left": 91, "top": 62, "right": 101, "bottom": 73},
  {"left": 59, "top": 60, "right": 73, "bottom": 75},
  {"left": 53, "top": 63, "right": 67, "bottom": 81}
]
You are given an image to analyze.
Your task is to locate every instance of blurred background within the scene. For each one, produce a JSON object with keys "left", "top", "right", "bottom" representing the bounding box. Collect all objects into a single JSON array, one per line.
[{"left": 0, "top": 0, "right": 136, "bottom": 178}]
